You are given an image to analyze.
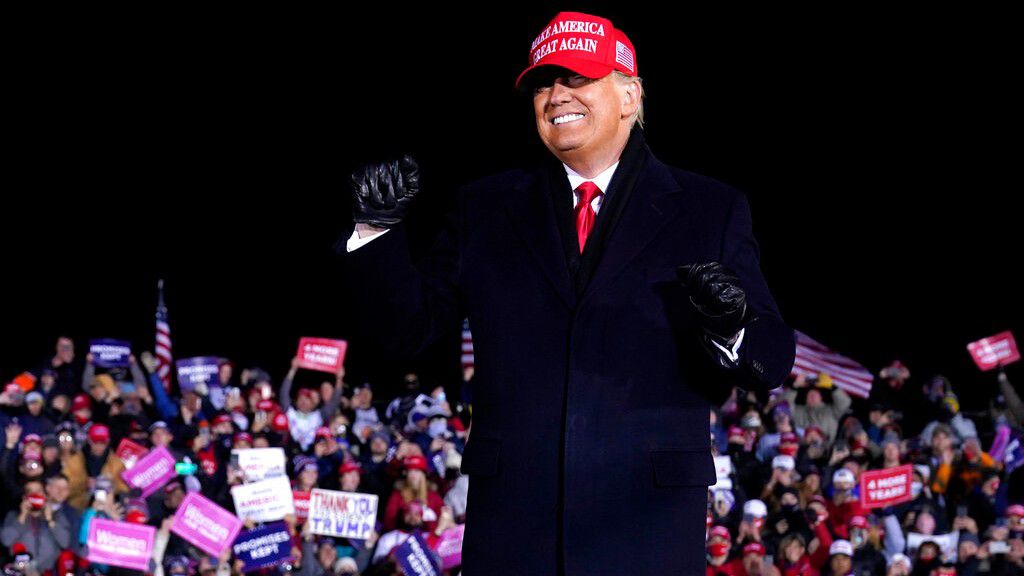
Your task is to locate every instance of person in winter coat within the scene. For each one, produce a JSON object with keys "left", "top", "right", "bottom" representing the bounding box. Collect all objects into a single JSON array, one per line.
[{"left": 784, "top": 373, "right": 851, "bottom": 444}]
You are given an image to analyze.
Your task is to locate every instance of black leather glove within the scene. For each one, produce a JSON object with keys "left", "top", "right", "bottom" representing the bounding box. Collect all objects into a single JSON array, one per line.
[
  {"left": 350, "top": 154, "right": 420, "bottom": 228},
  {"left": 676, "top": 261, "right": 755, "bottom": 340}
]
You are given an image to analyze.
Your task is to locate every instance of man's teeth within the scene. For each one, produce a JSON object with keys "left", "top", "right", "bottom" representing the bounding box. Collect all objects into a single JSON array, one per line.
[{"left": 553, "top": 113, "right": 585, "bottom": 125}]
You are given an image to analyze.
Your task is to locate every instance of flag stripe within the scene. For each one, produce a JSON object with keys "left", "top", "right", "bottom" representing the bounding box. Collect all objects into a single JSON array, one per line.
[{"left": 790, "top": 330, "right": 874, "bottom": 398}]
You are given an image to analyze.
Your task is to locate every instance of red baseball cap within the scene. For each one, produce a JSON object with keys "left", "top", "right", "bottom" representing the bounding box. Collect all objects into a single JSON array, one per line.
[
  {"left": 515, "top": 11, "right": 638, "bottom": 91},
  {"left": 743, "top": 542, "right": 767, "bottom": 557},
  {"left": 271, "top": 412, "right": 289, "bottom": 433},
  {"left": 72, "top": 393, "right": 91, "bottom": 411},
  {"left": 88, "top": 424, "right": 111, "bottom": 443},
  {"left": 403, "top": 455, "right": 429, "bottom": 472},
  {"left": 124, "top": 509, "right": 147, "bottom": 524},
  {"left": 21, "top": 433, "right": 43, "bottom": 446},
  {"left": 708, "top": 525, "right": 731, "bottom": 541},
  {"left": 339, "top": 460, "right": 362, "bottom": 475}
]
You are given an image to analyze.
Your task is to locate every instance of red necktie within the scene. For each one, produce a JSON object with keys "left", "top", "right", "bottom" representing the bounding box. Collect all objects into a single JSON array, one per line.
[{"left": 574, "top": 181, "right": 604, "bottom": 253}]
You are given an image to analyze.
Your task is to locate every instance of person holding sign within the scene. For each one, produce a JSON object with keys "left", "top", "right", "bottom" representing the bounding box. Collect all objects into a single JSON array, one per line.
[
  {"left": 280, "top": 356, "right": 346, "bottom": 451},
  {"left": 337, "top": 10, "right": 796, "bottom": 575}
]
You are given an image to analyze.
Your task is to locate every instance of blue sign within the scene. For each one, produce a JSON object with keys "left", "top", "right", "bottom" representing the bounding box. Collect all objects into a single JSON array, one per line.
[
  {"left": 231, "top": 522, "right": 291, "bottom": 572},
  {"left": 89, "top": 339, "right": 132, "bottom": 368},
  {"left": 394, "top": 531, "right": 441, "bottom": 576},
  {"left": 175, "top": 356, "right": 221, "bottom": 392}
]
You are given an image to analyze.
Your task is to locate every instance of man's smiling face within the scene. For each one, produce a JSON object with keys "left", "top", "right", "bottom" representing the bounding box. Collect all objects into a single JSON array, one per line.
[{"left": 531, "top": 66, "right": 634, "bottom": 169}]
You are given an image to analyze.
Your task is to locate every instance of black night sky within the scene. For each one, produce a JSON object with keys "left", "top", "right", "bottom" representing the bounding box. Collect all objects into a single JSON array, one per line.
[{"left": 3, "top": 7, "right": 1020, "bottom": 411}]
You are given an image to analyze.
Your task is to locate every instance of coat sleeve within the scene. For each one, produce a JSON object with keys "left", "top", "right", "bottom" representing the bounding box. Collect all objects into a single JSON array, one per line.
[
  {"left": 335, "top": 187, "right": 466, "bottom": 363},
  {"left": 717, "top": 189, "right": 796, "bottom": 393}
]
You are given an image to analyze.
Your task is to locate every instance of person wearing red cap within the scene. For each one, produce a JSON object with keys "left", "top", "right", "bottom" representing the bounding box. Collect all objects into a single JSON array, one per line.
[
  {"left": 339, "top": 10, "right": 796, "bottom": 575},
  {"left": 381, "top": 454, "right": 444, "bottom": 535},
  {"left": 740, "top": 541, "right": 772, "bottom": 576},
  {"left": 279, "top": 356, "right": 346, "bottom": 451},
  {"left": 1, "top": 478, "right": 72, "bottom": 572},
  {"left": 707, "top": 525, "right": 744, "bottom": 575},
  {"left": 63, "top": 423, "right": 131, "bottom": 508}
]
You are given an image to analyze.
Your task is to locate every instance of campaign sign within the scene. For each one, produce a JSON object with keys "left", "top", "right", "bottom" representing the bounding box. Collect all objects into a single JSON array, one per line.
[
  {"left": 308, "top": 488, "right": 378, "bottom": 540},
  {"left": 121, "top": 446, "right": 176, "bottom": 497},
  {"left": 115, "top": 438, "right": 149, "bottom": 470},
  {"left": 435, "top": 524, "right": 464, "bottom": 570},
  {"left": 176, "top": 356, "right": 221, "bottom": 392},
  {"left": 232, "top": 522, "right": 292, "bottom": 573},
  {"left": 231, "top": 476, "right": 295, "bottom": 522},
  {"left": 89, "top": 339, "right": 132, "bottom": 369},
  {"left": 394, "top": 531, "right": 442, "bottom": 576},
  {"left": 171, "top": 492, "right": 243, "bottom": 557},
  {"left": 293, "top": 491, "right": 310, "bottom": 521},
  {"left": 86, "top": 518, "right": 156, "bottom": 571},
  {"left": 907, "top": 531, "right": 960, "bottom": 562},
  {"left": 968, "top": 331, "right": 1020, "bottom": 371},
  {"left": 295, "top": 338, "right": 348, "bottom": 374},
  {"left": 860, "top": 464, "right": 913, "bottom": 509},
  {"left": 234, "top": 447, "right": 286, "bottom": 482}
]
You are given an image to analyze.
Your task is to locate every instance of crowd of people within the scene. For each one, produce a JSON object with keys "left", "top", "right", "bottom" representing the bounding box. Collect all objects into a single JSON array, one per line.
[
  {"left": 3, "top": 336, "right": 1021, "bottom": 576},
  {"left": 1, "top": 337, "right": 470, "bottom": 576},
  {"left": 706, "top": 362, "right": 1024, "bottom": 576}
]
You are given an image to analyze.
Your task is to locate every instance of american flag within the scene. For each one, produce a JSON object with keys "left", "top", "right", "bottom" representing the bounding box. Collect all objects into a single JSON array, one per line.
[
  {"left": 791, "top": 329, "right": 874, "bottom": 398},
  {"left": 155, "top": 279, "right": 174, "bottom": 392},
  {"left": 461, "top": 318, "right": 474, "bottom": 370},
  {"left": 615, "top": 40, "right": 635, "bottom": 74}
]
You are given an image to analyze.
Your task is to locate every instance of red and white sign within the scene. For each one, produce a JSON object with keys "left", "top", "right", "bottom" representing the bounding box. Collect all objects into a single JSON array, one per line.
[
  {"left": 968, "top": 331, "right": 1020, "bottom": 371},
  {"left": 231, "top": 476, "right": 294, "bottom": 523},
  {"left": 293, "top": 491, "right": 310, "bottom": 522},
  {"left": 860, "top": 465, "right": 913, "bottom": 509},
  {"left": 295, "top": 338, "right": 347, "bottom": 374},
  {"left": 115, "top": 439, "right": 149, "bottom": 470}
]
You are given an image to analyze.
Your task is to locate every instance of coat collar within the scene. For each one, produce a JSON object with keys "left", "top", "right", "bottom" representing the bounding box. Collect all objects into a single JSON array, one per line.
[{"left": 504, "top": 127, "right": 689, "bottom": 310}]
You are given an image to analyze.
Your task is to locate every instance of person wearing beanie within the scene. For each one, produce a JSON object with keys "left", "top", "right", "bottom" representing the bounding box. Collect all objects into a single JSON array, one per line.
[{"left": 339, "top": 9, "right": 797, "bottom": 574}]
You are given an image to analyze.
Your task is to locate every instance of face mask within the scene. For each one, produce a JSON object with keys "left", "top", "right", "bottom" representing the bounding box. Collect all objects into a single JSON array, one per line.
[
  {"left": 781, "top": 502, "right": 799, "bottom": 513},
  {"left": 428, "top": 420, "right": 448, "bottom": 438},
  {"left": 708, "top": 542, "right": 729, "bottom": 558},
  {"left": 912, "top": 481, "right": 923, "bottom": 498}
]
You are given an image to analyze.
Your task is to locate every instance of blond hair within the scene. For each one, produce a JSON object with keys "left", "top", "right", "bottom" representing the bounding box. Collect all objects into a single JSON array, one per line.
[{"left": 612, "top": 70, "right": 645, "bottom": 130}]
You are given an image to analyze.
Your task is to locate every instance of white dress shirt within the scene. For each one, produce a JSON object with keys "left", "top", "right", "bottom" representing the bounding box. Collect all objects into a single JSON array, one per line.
[{"left": 345, "top": 161, "right": 744, "bottom": 361}]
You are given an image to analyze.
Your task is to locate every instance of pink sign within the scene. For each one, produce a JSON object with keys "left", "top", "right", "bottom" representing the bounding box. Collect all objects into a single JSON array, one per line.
[
  {"left": 435, "top": 523, "right": 464, "bottom": 570},
  {"left": 86, "top": 518, "right": 156, "bottom": 571},
  {"left": 171, "top": 492, "right": 243, "bottom": 557},
  {"left": 295, "top": 337, "right": 347, "bottom": 374},
  {"left": 121, "top": 446, "right": 175, "bottom": 497},
  {"left": 860, "top": 465, "right": 913, "bottom": 509},
  {"left": 968, "top": 331, "right": 1020, "bottom": 371}
]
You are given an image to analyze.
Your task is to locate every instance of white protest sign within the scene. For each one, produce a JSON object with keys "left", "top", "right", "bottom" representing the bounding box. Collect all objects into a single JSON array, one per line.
[
  {"left": 231, "top": 476, "right": 295, "bottom": 523},
  {"left": 233, "top": 448, "right": 286, "bottom": 482},
  {"left": 308, "top": 488, "right": 378, "bottom": 540}
]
